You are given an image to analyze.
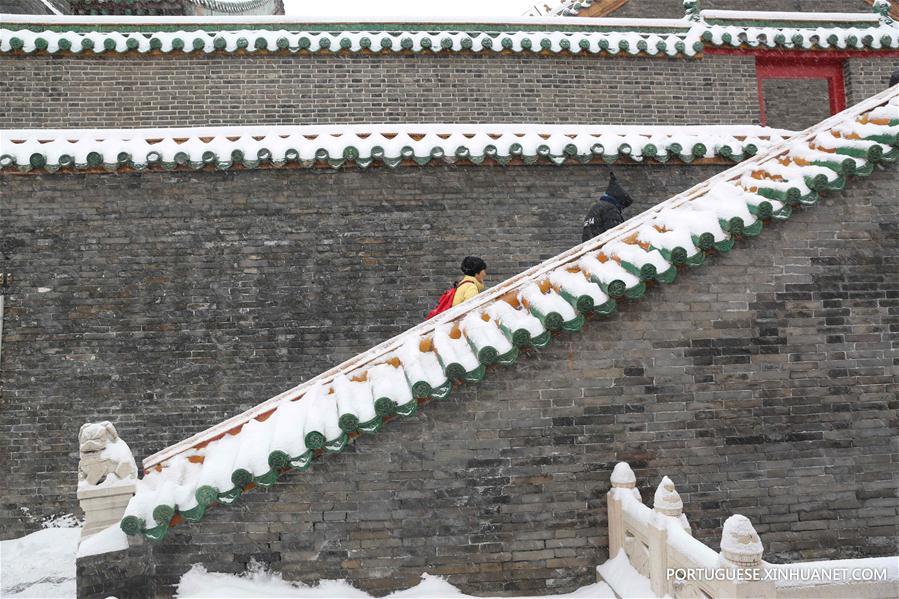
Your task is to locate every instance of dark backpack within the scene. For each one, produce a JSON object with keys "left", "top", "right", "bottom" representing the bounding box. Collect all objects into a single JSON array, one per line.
[{"left": 427, "top": 280, "right": 475, "bottom": 320}]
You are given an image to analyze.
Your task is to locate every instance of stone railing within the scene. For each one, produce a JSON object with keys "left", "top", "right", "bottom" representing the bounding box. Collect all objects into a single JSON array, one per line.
[{"left": 603, "top": 463, "right": 898, "bottom": 599}]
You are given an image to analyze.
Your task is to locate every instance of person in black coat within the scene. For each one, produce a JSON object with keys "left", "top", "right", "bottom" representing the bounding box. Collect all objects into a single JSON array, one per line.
[
  {"left": 582, "top": 172, "right": 634, "bottom": 242},
  {"left": 890, "top": 66, "right": 899, "bottom": 88}
]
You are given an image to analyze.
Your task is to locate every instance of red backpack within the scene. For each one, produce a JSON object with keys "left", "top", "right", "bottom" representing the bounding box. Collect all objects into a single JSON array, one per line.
[{"left": 427, "top": 280, "right": 475, "bottom": 320}]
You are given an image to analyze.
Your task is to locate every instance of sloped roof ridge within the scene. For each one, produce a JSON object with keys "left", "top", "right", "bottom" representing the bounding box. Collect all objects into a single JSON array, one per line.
[{"left": 120, "top": 85, "right": 898, "bottom": 540}]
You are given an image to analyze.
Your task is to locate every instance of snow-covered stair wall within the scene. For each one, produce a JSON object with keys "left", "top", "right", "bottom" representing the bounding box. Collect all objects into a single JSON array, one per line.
[
  {"left": 114, "top": 85, "right": 899, "bottom": 543},
  {"left": 603, "top": 462, "right": 899, "bottom": 598}
]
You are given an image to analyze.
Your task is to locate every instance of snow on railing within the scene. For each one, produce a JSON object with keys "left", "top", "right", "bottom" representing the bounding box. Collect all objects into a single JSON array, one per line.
[{"left": 604, "top": 462, "right": 899, "bottom": 599}]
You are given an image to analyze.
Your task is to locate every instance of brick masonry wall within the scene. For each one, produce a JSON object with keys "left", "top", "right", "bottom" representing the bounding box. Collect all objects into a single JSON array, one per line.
[
  {"left": 761, "top": 78, "right": 831, "bottom": 130},
  {"left": 0, "top": 53, "right": 760, "bottom": 128},
  {"left": 77, "top": 540, "right": 156, "bottom": 599},
  {"left": 0, "top": 163, "right": 727, "bottom": 539},
  {"left": 83, "top": 161, "right": 897, "bottom": 598},
  {"left": 845, "top": 58, "right": 899, "bottom": 107}
]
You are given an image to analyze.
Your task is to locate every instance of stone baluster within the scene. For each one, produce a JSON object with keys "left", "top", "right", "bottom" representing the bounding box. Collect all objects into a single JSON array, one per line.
[
  {"left": 607, "top": 461, "right": 638, "bottom": 559},
  {"left": 647, "top": 475, "right": 684, "bottom": 597},
  {"left": 654, "top": 474, "right": 691, "bottom": 534},
  {"left": 717, "top": 515, "right": 776, "bottom": 598}
]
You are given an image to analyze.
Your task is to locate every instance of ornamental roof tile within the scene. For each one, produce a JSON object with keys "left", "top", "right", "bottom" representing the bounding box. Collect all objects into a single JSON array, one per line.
[
  {"left": 1, "top": 8, "right": 896, "bottom": 57},
  {"left": 117, "top": 86, "right": 899, "bottom": 542},
  {"left": 0, "top": 125, "right": 794, "bottom": 174}
]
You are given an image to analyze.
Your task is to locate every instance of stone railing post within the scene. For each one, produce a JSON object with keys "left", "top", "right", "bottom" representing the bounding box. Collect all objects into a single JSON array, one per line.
[
  {"left": 607, "top": 462, "right": 638, "bottom": 559},
  {"left": 77, "top": 421, "right": 137, "bottom": 541},
  {"left": 647, "top": 475, "right": 684, "bottom": 597},
  {"left": 717, "top": 515, "right": 776, "bottom": 599}
]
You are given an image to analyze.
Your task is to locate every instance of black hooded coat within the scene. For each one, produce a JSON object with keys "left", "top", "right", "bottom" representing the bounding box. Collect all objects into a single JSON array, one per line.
[{"left": 582, "top": 173, "right": 634, "bottom": 242}]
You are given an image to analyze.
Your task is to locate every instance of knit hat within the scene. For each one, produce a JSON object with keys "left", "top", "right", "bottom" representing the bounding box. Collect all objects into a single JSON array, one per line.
[
  {"left": 605, "top": 171, "right": 633, "bottom": 209},
  {"left": 461, "top": 256, "right": 487, "bottom": 276}
]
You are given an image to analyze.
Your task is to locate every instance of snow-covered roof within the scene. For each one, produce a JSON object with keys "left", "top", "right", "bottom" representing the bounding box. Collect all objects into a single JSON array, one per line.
[
  {"left": 1, "top": 9, "right": 897, "bottom": 57},
  {"left": 0, "top": 125, "right": 794, "bottom": 174},
  {"left": 525, "top": 0, "right": 626, "bottom": 18},
  {"left": 118, "top": 85, "right": 899, "bottom": 542},
  {"left": 532, "top": 0, "right": 898, "bottom": 22}
]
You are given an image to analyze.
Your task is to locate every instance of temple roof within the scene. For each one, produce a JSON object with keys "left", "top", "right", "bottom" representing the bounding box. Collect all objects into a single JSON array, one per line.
[{"left": 115, "top": 86, "right": 899, "bottom": 542}]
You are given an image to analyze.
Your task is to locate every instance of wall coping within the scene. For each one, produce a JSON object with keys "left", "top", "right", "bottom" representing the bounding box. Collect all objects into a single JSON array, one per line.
[
  {"left": 1, "top": 9, "right": 897, "bottom": 57},
  {"left": 0, "top": 124, "right": 794, "bottom": 175}
]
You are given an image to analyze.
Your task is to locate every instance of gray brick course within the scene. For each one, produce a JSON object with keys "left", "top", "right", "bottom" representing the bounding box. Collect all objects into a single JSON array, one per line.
[{"left": 0, "top": 54, "right": 760, "bottom": 128}]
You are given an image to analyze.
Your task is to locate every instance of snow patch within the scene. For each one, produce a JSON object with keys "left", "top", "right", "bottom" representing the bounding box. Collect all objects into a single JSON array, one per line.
[
  {"left": 176, "top": 560, "right": 619, "bottom": 598},
  {"left": 0, "top": 526, "right": 80, "bottom": 598},
  {"left": 76, "top": 523, "right": 129, "bottom": 558},
  {"left": 595, "top": 550, "right": 654, "bottom": 599}
]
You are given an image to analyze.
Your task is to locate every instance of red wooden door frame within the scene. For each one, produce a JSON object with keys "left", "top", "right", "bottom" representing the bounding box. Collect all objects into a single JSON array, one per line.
[{"left": 755, "top": 56, "right": 847, "bottom": 126}]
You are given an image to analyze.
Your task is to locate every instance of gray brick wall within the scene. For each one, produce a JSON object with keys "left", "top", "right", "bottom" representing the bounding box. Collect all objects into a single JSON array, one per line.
[
  {"left": 74, "top": 161, "right": 898, "bottom": 598},
  {"left": 0, "top": 54, "right": 761, "bottom": 128},
  {"left": 845, "top": 58, "right": 899, "bottom": 107},
  {"left": 0, "top": 163, "right": 726, "bottom": 539},
  {"left": 761, "top": 78, "right": 831, "bottom": 130}
]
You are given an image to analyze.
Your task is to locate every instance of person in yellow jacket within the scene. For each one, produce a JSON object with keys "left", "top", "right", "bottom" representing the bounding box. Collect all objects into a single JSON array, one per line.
[{"left": 452, "top": 256, "right": 487, "bottom": 307}]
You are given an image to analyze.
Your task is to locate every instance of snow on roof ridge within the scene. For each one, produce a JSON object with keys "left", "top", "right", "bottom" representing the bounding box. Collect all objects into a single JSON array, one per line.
[
  {"left": 0, "top": 13, "right": 690, "bottom": 27},
  {"left": 700, "top": 9, "right": 882, "bottom": 23},
  {"left": 3, "top": 123, "right": 794, "bottom": 138},
  {"left": 139, "top": 85, "right": 899, "bottom": 473},
  {"left": 0, "top": 124, "right": 795, "bottom": 174},
  {"left": 3, "top": 12, "right": 895, "bottom": 58}
]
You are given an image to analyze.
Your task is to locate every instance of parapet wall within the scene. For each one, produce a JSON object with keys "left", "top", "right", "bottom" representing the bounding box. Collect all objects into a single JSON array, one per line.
[{"left": 2, "top": 11, "right": 897, "bottom": 129}]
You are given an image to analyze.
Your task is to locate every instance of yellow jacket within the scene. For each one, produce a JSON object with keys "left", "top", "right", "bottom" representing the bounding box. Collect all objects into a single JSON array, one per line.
[{"left": 452, "top": 275, "right": 485, "bottom": 307}]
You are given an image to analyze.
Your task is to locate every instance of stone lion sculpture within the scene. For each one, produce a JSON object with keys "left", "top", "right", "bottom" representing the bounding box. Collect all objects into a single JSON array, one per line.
[{"left": 78, "top": 421, "right": 137, "bottom": 486}]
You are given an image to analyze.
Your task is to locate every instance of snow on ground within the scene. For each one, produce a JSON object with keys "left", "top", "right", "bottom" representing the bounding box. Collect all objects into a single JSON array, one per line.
[
  {"left": 76, "top": 523, "right": 129, "bottom": 558},
  {"left": 596, "top": 550, "right": 655, "bottom": 598},
  {"left": 0, "top": 516, "right": 81, "bottom": 598},
  {"left": 177, "top": 564, "right": 620, "bottom": 599},
  {"left": 1, "top": 518, "right": 643, "bottom": 599}
]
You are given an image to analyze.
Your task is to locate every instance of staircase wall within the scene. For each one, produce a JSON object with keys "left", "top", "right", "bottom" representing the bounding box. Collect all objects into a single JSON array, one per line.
[
  {"left": 75, "top": 161, "right": 899, "bottom": 598},
  {"left": 0, "top": 162, "right": 727, "bottom": 538}
]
